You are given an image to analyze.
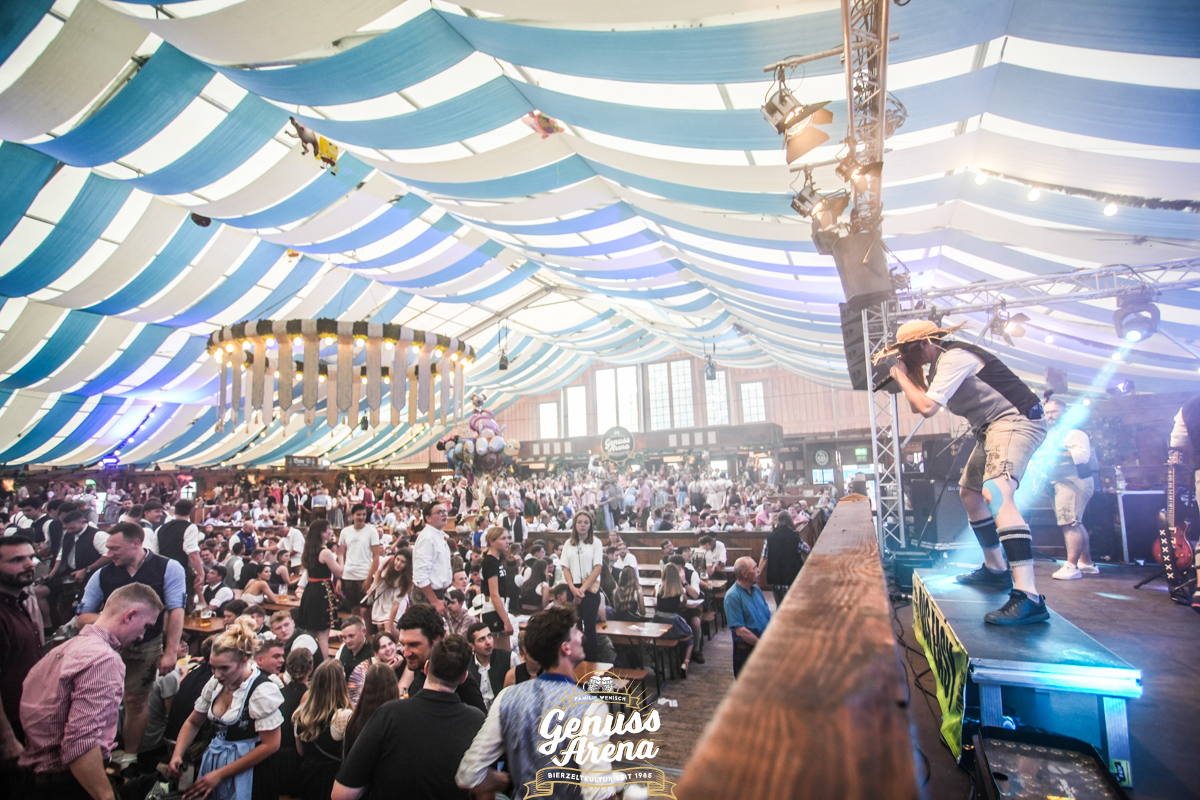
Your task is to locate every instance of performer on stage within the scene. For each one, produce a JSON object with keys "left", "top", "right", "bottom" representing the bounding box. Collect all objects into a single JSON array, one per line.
[
  {"left": 1167, "top": 395, "right": 1200, "bottom": 610},
  {"left": 1043, "top": 397, "right": 1100, "bottom": 580},
  {"left": 879, "top": 320, "right": 1049, "bottom": 625}
]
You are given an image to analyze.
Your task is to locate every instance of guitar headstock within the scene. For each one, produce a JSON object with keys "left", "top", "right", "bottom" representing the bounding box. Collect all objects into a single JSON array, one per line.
[{"left": 1168, "top": 449, "right": 1183, "bottom": 466}]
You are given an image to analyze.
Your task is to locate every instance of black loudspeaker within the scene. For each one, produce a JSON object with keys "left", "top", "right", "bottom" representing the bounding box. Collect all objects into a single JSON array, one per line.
[
  {"left": 832, "top": 231, "right": 894, "bottom": 299},
  {"left": 905, "top": 478, "right": 972, "bottom": 547},
  {"left": 839, "top": 290, "right": 895, "bottom": 391},
  {"left": 922, "top": 437, "right": 964, "bottom": 481},
  {"left": 1045, "top": 366, "right": 1068, "bottom": 397},
  {"left": 1117, "top": 491, "right": 1167, "bottom": 562}
]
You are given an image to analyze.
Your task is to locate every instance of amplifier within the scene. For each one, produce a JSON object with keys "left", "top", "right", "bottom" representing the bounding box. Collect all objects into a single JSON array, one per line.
[{"left": 1117, "top": 490, "right": 1166, "bottom": 563}]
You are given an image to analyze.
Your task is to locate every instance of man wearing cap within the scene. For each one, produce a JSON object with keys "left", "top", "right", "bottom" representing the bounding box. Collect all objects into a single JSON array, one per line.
[{"left": 882, "top": 320, "right": 1050, "bottom": 625}]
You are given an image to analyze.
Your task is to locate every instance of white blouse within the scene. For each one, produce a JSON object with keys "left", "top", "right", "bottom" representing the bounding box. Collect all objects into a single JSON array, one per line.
[
  {"left": 195, "top": 666, "right": 285, "bottom": 732},
  {"left": 560, "top": 538, "right": 604, "bottom": 590}
]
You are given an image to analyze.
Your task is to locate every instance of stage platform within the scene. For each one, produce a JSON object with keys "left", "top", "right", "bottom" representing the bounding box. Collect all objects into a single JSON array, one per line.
[{"left": 912, "top": 569, "right": 1143, "bottom": 788}]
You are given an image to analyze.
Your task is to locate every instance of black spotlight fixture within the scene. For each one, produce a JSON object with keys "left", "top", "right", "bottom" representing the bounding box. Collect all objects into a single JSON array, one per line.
[
  {"left": 791, "top": 170, "right": 821, "bottom": 218},
  {"left": 1113, "top": 292, "right": 1160, "bottom": 344},
  {"left": 1107, "top": 379, "right": 1136, "bottom": 396},
  {"left": 498, "top": 351, "right": 509, "bottom": 371}
]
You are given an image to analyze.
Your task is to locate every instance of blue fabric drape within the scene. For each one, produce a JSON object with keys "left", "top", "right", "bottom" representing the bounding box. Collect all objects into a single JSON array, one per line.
[
  {"left": 78, "top": 325, "right": 174, "bottom": 394},
  {"left": 168, "top": 240, "right": 287, "bottom": 327},
  {"left": 122, "top": 338, "right": 209, "bottom": 398},
  {"left": 0, "top": 312, "right": 102, "bottom": 389},
  {"left": 241, "top": 257, "right": 324, "bottom": 321},
  {"left": 87, "top": 221, "right": 218, "bottom": 315},
  {"left": 0, "top": 394, "right": 92, "bottom": 463},
  {"left": 0, "top": 175, "right": 132, "bottom": 297},
  {"left": 32, "top": 396, "right": 126, "bottom": 464},
  {"left": 29, "top": 45, "right": 214, "bottom": 167},
  {"left": 219, "top": 155, "right": 373, "bottom": 230},
  {"left": 212, "top": 11, "right": 474, "bottom": 105},
  {"left": 0, "top": 144, "right": 57, "bottom": 245},
  {"left": 293, "top": 194, "right": 431, "bottom": 255},
  {"left": 127, "top": 95, "right": 289, "bottom": 196}
]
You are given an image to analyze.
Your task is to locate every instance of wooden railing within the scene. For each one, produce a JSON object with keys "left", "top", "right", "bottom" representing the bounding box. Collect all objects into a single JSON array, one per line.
[{"left": 675, "top": 496, "right": 922, "bottom": 800}]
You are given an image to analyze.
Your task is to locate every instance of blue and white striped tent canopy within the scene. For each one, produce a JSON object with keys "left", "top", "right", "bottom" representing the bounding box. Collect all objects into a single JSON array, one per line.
[{"left": 0, "top": 0, "right": 1197, "bottom": 469}]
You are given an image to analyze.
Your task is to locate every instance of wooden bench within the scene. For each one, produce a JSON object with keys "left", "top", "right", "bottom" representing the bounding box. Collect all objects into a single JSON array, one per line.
[{"left": 675, "top": 498, "right": 921, "bottom": 800}]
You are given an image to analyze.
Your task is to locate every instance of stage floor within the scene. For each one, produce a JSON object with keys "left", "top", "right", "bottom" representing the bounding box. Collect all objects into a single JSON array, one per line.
[{"left": 893, "top": 558, "right": 1200, "bottom": 800}]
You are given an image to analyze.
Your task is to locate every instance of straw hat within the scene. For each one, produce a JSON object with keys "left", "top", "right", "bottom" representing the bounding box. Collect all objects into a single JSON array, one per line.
[{"left": 872, "top": 320, "right": 964, "bottom": 364}]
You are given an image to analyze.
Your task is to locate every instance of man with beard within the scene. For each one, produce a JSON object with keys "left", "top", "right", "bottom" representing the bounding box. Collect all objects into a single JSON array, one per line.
[{"left": 0, "top": 536, "right": 43, "bottom": 795}]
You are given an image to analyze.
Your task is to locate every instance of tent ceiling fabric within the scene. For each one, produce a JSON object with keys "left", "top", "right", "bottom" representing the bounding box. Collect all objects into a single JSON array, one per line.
[{"left": 0, "top": 0, "right": 1197, "bottom": 469}]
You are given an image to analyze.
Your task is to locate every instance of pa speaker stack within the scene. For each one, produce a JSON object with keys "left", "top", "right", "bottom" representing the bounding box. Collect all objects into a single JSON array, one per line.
[{"left": 833, "top": 232, "right": 897, "bottom": 391}]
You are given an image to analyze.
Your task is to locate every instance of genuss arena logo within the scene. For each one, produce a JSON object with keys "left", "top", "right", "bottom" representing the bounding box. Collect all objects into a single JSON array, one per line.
[{"left": 527, "top": 670, "right": 676, "bottom": 798}]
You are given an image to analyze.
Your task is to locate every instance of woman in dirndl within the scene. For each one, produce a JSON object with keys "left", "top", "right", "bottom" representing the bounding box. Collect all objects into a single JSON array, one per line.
[
  {"left": 168, "top": 617, "right": 283, "bottom": 799},
  {"left": 296, "top": 519, "right": 343, "bottom": 656}
]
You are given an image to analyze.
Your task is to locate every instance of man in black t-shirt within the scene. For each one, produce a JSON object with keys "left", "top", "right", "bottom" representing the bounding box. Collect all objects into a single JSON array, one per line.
[
  {"left": 397, "top": 605, "right": 486, "bottom": 714},
  {"left": 333, "top": 635, "right": 483, "bottom": 800}
]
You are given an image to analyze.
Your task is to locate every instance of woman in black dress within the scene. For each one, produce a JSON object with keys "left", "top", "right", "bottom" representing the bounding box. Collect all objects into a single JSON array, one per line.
[
  {"left": 292, "top": 660, "right": 353, "bottom": 800},
  {"left": 297, "top": 520, "right": 343, "bottom": 657},
  {"left": 480, "top": 526, "right": 514, "bottom": 651}
]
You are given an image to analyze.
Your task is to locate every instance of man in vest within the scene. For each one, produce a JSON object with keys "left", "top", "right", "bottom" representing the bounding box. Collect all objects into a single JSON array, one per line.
[
  {"left": 157, "top": 499, "right": 205, "bottom": 612},
  {"left": 1042, "top": 397, "right": 1101, "bottom": 580},
  {"left": 465, "top": 622, "right": 519, "bottom": 711},
  {"left": 47, "top": 510, "right": 108, "bottom": 589},
  {"left": 884, "top": 320, "right": 1049, "bottom": 625},
  {"left": 75, "top": 522, "right": 186, "bottom": 756},
  {"left": 759, "top": 509, "right": 809, "bottom": 606}
]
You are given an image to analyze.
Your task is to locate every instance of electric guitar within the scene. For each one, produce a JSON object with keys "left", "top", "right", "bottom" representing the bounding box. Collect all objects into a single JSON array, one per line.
[{"left": 1154, "top": 452, "right": 1195, "bottom": 604}]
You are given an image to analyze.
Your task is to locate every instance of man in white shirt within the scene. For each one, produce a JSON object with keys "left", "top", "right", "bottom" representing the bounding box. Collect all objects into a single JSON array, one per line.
[
  {"left": 338, "top": 504, "right": 382, "bottom": 616},
  {"left": 699, "top": 535, "right": 727, "bottom": 580},
  {"left": 1043, "top": 398, "right": 1100, "bottom": 581},
  {"left": 611, "top": 541, "right": 639, "bottom": 572},
  {"left": 282, "top": 523, "right": 305, "bottom": 573},
  {"left": 412, "top": 502, "right": 453, "bottom": 614}
]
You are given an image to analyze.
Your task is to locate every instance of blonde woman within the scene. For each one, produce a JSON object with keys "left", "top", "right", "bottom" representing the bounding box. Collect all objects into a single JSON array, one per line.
[
  {"left": 560, "top": 510, "right": 603, "bottom": 660},
  {"left": 168, "top": 616, "right": 284, "bottom": 799},
  {"left": 292, "top": 660, "right": 354, "bottom": 800},
  {"left": 480, "top": 526, "right": 514, "bottom": 651},
  {"left": 655, "top": 565, "right": 696, "bottom": 675}
]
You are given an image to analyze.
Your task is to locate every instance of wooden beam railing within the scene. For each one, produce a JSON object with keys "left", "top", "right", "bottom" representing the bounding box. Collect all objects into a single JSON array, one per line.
[{"left": 675, "top": 496, "right": 922, "bottom": 800}]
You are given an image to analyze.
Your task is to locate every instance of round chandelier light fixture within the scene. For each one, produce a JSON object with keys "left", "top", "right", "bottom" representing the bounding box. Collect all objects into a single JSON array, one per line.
[{"left": 207, "top": 319, "right": 475, "bottom": 433}]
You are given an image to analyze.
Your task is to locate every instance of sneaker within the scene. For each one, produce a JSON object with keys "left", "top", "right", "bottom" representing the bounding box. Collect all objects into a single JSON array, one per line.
[
  {"left": 985, "top": 590, "right": 1050, "bottom": 626},
  {"left": 1077, "top": 563, "right": 1100, "bottom": 574},
  {"left": 955, "top": 564, "right": 1014, "bottom": 590},
  {"left": 1052, "top": 563, "right": 1082, "bottom": 581}
]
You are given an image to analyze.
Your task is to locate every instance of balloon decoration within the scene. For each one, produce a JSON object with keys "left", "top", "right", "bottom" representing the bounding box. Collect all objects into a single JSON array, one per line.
[{"left": 436, "top": 393, "right": 519, "bottom": 480}]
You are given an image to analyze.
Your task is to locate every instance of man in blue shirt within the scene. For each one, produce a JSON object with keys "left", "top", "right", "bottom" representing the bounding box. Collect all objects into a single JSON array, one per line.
[
  {"left": 724, "top": 557, "right": 772, "bottom": 677},
  {"left": 76, "top": 522, "right": 186, "bottom": 756}
]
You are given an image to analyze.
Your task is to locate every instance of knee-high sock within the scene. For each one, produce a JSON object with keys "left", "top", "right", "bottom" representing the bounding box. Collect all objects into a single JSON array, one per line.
[
  {"left": 998, "top": 525, "right": 1033, "bottom": 568},
  {"left": 970, "top": 515, "right": 1000, "bottom": 549}
]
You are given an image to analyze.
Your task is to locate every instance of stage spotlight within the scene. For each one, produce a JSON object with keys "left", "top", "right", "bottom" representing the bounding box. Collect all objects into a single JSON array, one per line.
[
  {"left": 974, "top": 173, "right": 988, "bottom": 185},
  {"left": 791, "top": 182, "right": 822, "bottom": 218},
  {"left": 1044, "top": 334, "right": 1055, "bottom": 344},
  {"left": 1103, "top": 202, "right": 1119, "bottom": 216},
  {"left": 1113, "top": 294, "right": 1159, "bottom": 343},
  {"left": 1083, "top": 398, "right": 1091, "bottom": 406},
  {"left": 705, "top": 354, "right": 717, "bottom": 381},
  {"left": 1110, "top": 351, "right": 1122, "bottom": 361},
  {"left": 762, "top": 88, "right": 831, "bottom": 136},
  {"left": 499, "top": 351, "right": 509, "bottom": 371},
  {"left": 813, "top": 191, "right": 850, "bottom": 228},
  {"left": 1107, "top": 379, "right": 1136, "bottom": 396},
  {"left": 835, "top": 156, "right": 860, "bottom": 183},
  {"left": 1027, "top": 188, "right": 1041, "bottom": 201}
]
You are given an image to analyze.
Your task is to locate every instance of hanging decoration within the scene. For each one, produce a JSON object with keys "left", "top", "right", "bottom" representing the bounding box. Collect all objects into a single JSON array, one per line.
[
  {"left": 207, "top": 319, "right": 474, "bottom": 434},
  {"left": 286, "top": 116, "right": 341, "bottom": 173},
  {"left": 436, "top": 393, "right": 517, "bottom": 480}
]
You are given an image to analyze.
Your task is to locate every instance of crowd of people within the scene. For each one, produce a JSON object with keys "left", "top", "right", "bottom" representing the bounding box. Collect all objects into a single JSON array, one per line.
[{"left": 0, "top": 454, "right": 831, "bottom": 800}]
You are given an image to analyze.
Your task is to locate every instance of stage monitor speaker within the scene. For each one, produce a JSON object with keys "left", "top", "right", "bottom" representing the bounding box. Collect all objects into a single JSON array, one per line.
[
  {"left": 839, "top": 289, "right": 896, "bottom": 391},
  {"left": 906, "top": 478, "right": 972, "bottom": 547},
  {"left": 1117, "top": 490, "right": 1167, "bottom": 562},
  {"left": 832, "top": 231, "right": 893, "bottom": 300}
]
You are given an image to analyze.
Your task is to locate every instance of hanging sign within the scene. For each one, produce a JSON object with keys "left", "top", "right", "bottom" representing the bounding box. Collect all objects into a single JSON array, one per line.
[{"left": 601, "top": 426, "right": 634, "bottom": 462}]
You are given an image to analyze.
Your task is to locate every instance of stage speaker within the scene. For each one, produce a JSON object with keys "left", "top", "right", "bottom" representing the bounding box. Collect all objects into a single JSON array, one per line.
[
  {"left": 1045, "top": 366, "right": 1068, "bottom": 397},
  {"left": 922, "top": 436, "right": 970, "bottom": 483},
  {"left": 832, "top": 231, "right": 893, "bottom": 300},
  {"left": 839, "top": 290, "right": 895, "bottom": 391},
  {"left": 1117, "top": 490, "right": 1167, "bottom": 562},
  {"left": 906, "top": 478, "right": 972, "bottom": 547}
]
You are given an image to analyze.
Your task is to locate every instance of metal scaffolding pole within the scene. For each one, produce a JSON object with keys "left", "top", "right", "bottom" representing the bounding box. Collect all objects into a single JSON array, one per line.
[{"left": 862, "top": 304, "right": 904, "bottom": 553}]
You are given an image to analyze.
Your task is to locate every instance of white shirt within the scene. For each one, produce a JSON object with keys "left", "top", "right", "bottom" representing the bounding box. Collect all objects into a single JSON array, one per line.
[
  {"left": 560, "top": 538, "right": 604, "bottom": 588},
  {"left": 705, "top": 541, "right": 728, "bottom": 573},
  {"left": 612, "top": 553, "right": 639, "bottom": 572},
  {"left": 473, "top": 651, "right": 520, "bottom": 710},
  {"left": 339, "top": 524, "right": 380, "bottom": 581},
  {"left": 411, "top": 525, "right": 452, "bottom": 592},
  {"left": 283, "top": 527, "right": 305, "bottom": 567}
]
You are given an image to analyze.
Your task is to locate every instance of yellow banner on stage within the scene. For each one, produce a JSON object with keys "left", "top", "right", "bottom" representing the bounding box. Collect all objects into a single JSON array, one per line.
[
  {"left": 523, "top": 767, "right": 676, "bottom": 798},
  {"left": 912, "top": 572, "right": 970, "bottom": 758}
]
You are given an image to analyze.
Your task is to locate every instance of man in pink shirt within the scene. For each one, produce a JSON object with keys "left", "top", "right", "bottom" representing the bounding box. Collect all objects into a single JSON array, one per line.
[{"left": 20, "top": 584, "right": 163, "bottom": 800}]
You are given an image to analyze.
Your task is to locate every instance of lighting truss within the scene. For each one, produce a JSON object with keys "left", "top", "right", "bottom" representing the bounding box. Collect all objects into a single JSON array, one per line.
[{"left": 841, "top": 0, "right": 893, "bottom": 234}]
